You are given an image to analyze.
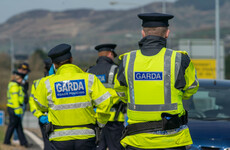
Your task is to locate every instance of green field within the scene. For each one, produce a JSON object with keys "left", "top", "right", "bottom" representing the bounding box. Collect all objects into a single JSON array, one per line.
[{"left": 0, "top": 126, "right": 4, "bottom": 142}]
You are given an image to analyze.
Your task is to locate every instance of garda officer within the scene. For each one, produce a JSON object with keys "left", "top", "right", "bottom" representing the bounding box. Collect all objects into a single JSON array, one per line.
[
  {"left": 17, "top": 62, "right": 30, "bottom": 105},
  {"left": 12, "top": 62, "right": 31, "bottom": 143},
  {"left": 87, "top": 44, "right": 125, "bottom": 150},
  {"left": 114, "top": 13, "right": 199, "bottom": 149},
  {"left": 33, "top": 43, "right": 112, "bottom": 150},
  {"left": 4, "top": 71, "right": 31, "bottom": 147},
  {"left": 29, "top": 58, "right": 52, "bottom": 150}
]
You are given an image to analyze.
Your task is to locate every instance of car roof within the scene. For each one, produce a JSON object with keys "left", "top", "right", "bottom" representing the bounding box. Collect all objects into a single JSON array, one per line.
[{"left": 199, "top": 79, "right": 230, "bottom": 88}]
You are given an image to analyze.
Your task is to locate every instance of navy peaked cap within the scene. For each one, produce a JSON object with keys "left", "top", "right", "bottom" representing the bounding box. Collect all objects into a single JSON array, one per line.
[
  {"left": 43, "top": 58, "right": 52, "bottom": 70},
  {"left": 18, "top": 62, "right": 30, "bottom": 72},
  {"left": 95, "top": 43, "right": 117, "bottom": 57},
  {"left": 48, "top": 43, "right": 72, "bottom": 63},
  {"left": 138, "top": 13, "right": 174, "bottom": 27}
]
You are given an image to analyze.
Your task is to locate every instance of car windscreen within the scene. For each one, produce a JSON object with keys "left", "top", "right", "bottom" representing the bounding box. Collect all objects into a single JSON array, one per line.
[{"left": 183, "top": 87, "right": 230, "bottom": 120}]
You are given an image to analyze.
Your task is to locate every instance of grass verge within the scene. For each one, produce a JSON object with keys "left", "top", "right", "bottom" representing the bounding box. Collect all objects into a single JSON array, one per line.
[{"left": 0, "top": 126, "right": 4, "bottom": 143}]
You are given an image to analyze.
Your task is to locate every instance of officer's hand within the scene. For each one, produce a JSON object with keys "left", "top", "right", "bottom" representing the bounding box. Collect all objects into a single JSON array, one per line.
[
  {"left": 39, "top": 116, "right": 49, "bottom": 124},
  {"left": 14, "top": 108, "right": 23, "bottom": 117}
]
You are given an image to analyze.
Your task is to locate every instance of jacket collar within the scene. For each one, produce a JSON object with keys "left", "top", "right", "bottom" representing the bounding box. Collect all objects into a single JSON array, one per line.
[
  {"left": 96, "top": 56, "right": 114, "bottom": 64},
  {"left": 12, "top": 80, "right": 20, "bottom": 85},
  {"left": 56, "top": 64, "right": 83, "bottom": 75},
  {"left": 138, "top": 35, "right": 167, "bottom": 56}
]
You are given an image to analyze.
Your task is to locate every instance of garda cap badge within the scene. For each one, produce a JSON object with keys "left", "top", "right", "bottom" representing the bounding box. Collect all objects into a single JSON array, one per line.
[{"left": 135, "top": 72, "right": 163, "bottom": 80}]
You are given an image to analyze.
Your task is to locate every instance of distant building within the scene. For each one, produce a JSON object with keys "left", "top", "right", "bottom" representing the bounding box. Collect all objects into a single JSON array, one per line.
[
  {"left": 15, "top": 54, "right": 29, "bottom": 61},
  {"left": 14, "top": 54, "right": 29, "bottom": 68}
]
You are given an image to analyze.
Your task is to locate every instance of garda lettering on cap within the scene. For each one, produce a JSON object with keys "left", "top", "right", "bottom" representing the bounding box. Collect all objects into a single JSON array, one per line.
[
  {"left": 96, "top": 74, "right": 106, "bottom": 83},
  {"left": 55, "top": 79, "right": 86, "bottom": 98},
  {"left": 135, "top": 72, "right": 163, "bottom": 80}
]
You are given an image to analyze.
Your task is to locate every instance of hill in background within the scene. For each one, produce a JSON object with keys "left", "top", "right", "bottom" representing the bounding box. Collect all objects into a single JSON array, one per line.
[{"left": 0, "top": 0, "right": 230, "bottom": 55}]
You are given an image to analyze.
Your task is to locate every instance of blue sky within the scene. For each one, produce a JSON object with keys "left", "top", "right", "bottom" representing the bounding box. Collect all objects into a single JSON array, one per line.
[{"left": 0, "top": 0, "right": 176, "bottom": 24}]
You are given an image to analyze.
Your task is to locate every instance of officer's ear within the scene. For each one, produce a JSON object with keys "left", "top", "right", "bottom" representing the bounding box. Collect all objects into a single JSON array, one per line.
[
  {"left": 70, "top": 57, "right": 73, "bottom": 63},
  {"left": 107, "top": 52, "right": 114, "bottom": 60},
  {"left": 141, "top": 29, "right": 146, "bottom": 38},
  {"left": 54, "top": 63, "right": 58, "bottom": 69},
  {"left": 165, "top": 29, "right": 170, "bottom": 39}
]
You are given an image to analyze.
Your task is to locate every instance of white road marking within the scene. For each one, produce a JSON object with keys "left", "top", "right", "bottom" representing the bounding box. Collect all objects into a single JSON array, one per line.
[{"left": 24, "top": 129, "right": 44, "bottom": 149}]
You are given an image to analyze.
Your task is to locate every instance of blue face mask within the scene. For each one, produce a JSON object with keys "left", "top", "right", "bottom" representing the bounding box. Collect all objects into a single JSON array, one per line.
[
  {"left": 24, "top": 74, "right": 28, "bottom": 81},
  {"left": 48, "top": 64, "right": 56, "bottom": 75}
]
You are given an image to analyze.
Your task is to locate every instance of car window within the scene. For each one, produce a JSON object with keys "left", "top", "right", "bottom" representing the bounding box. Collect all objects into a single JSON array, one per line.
[
  {"left": 193, "top": 91, "right": 217, "bottom": 112},
  {"left": 184, "top": 87, "right": 230, "bottom": 120}
]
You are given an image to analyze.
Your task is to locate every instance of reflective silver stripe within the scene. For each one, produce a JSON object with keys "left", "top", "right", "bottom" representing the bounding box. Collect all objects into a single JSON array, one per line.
[
  {"left": 175, "top": 52, "right": 182, "bottom": 84},
  {"left": 128, "top": 103, "right": 177, "bottom": 111},
  {"left": 32, "top": 109, "right": 36, "bottom": 114},
  {"left": 122, "top": 55, "right": 128, "bottom": 80},
  {"left": 45, "top": 79, "right": 54, "bottom": 108},
  {"left": 103, "top": 83, "right": 114, "bottom": 88},
  {"left": 49, "top": 129, "right": 95, "bottom": 139},
  {"left": 88, "top": 74, "right": 94, "bottom": 93},
  {"left": 94, "top": 92, "right": 111, "bottom": 105},
  {"left": 18, "top": 94, "right": 23, "bottom": 97},
  {"left": 127, "top": 51, "right": 137, "bottom": 104},
  {"left": 51, "top": 102, "right": 92, "bottom": 110},
  {"left": 110, "top": 108, "right": 116, "bottom": 112},
  {"left": 187, "top": 67, "right": 198, "bottom": 90},
  {"left": 116, "top": 92, "right": 126, "bottom": 97},
  {"left": 123, "top": 55, "right": 127, "bottom": 70},
  {"left": 97, "top": 121, "right": 105, "bottom": 128},
  {"left": 30, "top": 94, "right": 34, "bottom": 98},
  {"left": 108, "top": 65, "right": 117, "bottom": 84},
  {"left": 187, "top": 78, "right": 198, "bottom": 90},
  {"left": 33, "top": 97, "right": 48, "bottom": 110},
  {"left": 34, "top": 79, "right": 41, "bottom": 89},
  {"left": 14, "top": 107, "right": 22, "bottom": 110},
  {"left": 163, "top": 49, "right": 177, "bottom": 110},
  {"left": 164, "top": 49, "right": 173, "bottom": 105},
  {"left": 12, "top": 92, "right": 18, "bottom": 95},
  {"left": 195, "top": 72, "right": 198, "bottom": 84}
]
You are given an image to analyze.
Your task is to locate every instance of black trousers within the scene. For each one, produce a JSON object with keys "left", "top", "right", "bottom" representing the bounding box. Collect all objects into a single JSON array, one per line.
[
  {"left": 4, "top": 107, "right": 28, "bottom": 146},
  {"left": 97, "top": 121, "right": 125, "bottom": 150},
  {"left": 50, "top": 137, "right": 96, "bottom": 150},
  {"left": 126, "top": 146, "right": 186, "bottom": 150},
  {"left": 39, "top": 121, "right": 52, "bottom": 150}
]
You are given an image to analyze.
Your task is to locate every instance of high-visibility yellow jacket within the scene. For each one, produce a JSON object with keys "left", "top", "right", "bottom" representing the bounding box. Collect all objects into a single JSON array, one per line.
[
  {"left": 107, "top": 88, "right": 125, "bottom": 122},
  {"left": 29, "top": 79, "right": 44, "bottom": 118},
  {"left": 34, "top": 64, "right": 112, "bottom": 141},
  {"left": 7, "top": 81, "right": 24, "bottom": 115},
  {"left": 114, "top": 48, "right": 199, "bottom": 149}
]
